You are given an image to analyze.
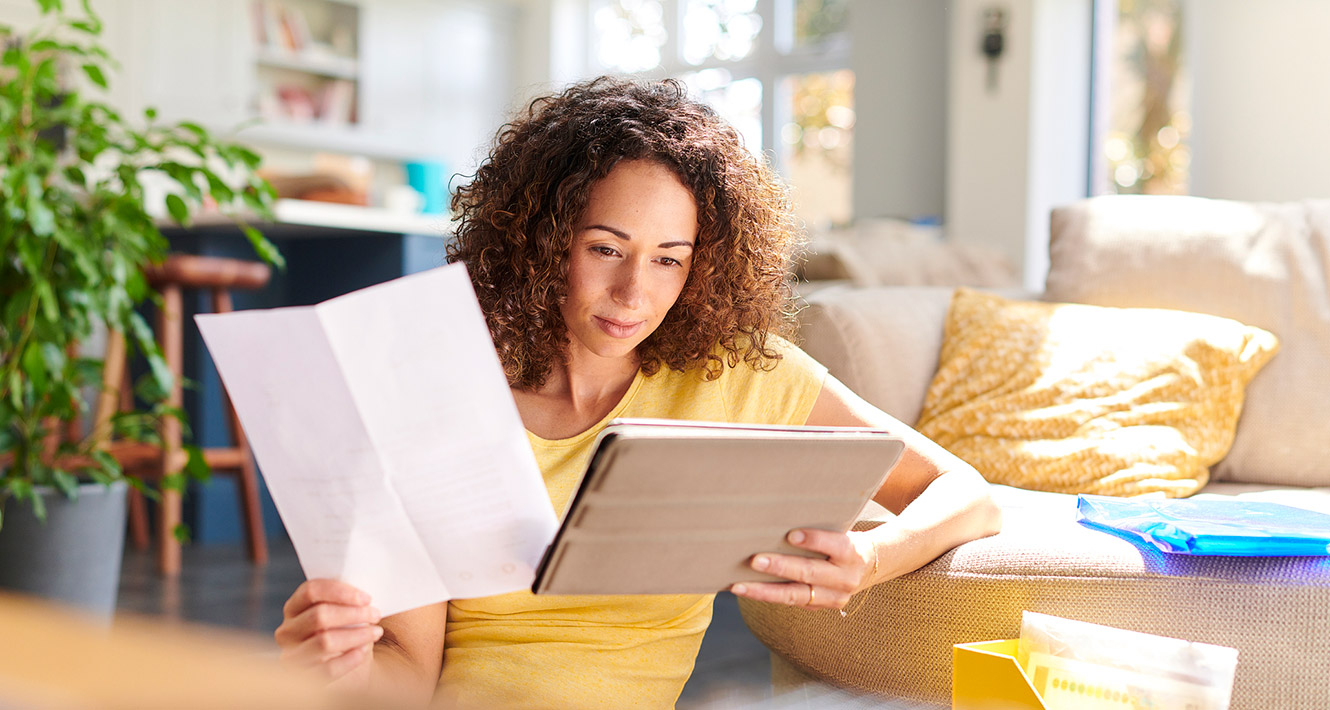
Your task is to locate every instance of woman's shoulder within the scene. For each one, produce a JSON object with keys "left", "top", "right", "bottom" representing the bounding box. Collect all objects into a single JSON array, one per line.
[{"left": 709, "top": 332, "right": 823, "bottom": 378}]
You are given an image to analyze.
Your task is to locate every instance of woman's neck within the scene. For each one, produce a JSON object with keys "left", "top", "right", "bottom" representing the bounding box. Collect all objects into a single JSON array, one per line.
[
  {"left": 512, "top": 346, "right": 642, "bottom": 440},
  {"left": 539, "top": 346, "right": 641, "bottom": 413}
]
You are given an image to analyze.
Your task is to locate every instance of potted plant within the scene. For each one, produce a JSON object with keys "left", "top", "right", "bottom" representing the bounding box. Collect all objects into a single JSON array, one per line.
[{"left": 0, "top": 0, "right": 283, "bottom": 617}]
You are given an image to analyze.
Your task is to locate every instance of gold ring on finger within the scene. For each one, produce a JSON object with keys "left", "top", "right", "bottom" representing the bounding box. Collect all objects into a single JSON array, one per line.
[{"left": 808, "top": 584, "right": 816, "bottom": 606}]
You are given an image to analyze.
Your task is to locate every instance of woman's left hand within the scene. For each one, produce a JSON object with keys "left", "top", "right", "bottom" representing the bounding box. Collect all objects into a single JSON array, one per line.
[{"left": 729, "top": 529, "right": 879, "bottom": 611}]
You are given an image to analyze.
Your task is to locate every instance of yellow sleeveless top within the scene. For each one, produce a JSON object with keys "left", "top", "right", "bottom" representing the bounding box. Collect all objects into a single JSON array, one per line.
[{"left": 436, "top": 337, "right": 827, "bottom": 709}]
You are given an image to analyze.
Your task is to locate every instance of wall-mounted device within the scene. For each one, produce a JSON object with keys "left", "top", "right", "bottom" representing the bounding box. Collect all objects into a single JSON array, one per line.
[{"left": 982, "top": 6, "right": 1007, "bottom": 92}]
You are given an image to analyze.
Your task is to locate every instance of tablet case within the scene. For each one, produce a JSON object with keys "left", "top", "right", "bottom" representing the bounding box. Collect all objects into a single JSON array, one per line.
[{"left": 532, "top": 419, "right": 906, "bottom": 595}]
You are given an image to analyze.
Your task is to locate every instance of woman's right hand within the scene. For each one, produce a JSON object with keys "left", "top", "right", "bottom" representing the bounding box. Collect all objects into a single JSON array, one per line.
[{"left": 275, "top": 578, "right": 384, "bottom": 683}]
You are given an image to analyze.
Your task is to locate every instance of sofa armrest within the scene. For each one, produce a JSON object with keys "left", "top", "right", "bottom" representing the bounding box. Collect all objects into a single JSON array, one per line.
[
  {"left": 797, "top": 286, "right": 956, "bottom": 426},
  {"left": 798, "top": 286, "right": 1036, "bottom": 425}
]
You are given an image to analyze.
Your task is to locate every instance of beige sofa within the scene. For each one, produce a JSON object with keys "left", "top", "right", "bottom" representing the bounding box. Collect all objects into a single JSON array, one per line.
[{"left": 738, "top": 196, "right": 1330, "bottom": 709}]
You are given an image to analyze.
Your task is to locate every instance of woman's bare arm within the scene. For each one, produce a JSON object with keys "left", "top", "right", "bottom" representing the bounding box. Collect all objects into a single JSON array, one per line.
[
  {"left": 731, "top": 375, "right": 1002, "bottom": 609},
  {"left": 276, "top": 579, "right": 447, "bottom": 705},
  {"left": 362, "top": 602, "right": 448, "bottom": 705}
]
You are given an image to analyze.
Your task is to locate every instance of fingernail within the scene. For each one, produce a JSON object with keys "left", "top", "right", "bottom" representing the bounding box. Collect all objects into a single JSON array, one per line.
[
  {"left": 371, "top": 625, "right": 384, "bottom": 639},
  {"left": 358, "top": 591, "right": 371, "bottom": 604},
  {"left": 752, "top": 556, "right": 769, "bottom": 571},
  {"left": 788, "top": 530, "right": 805, "bottom": 544},
  {"left": 732, "top": 584, "right": 747, "bottom": 595},
  {"left": 369, "top": 606, "right": 382, "bottom": 622}
]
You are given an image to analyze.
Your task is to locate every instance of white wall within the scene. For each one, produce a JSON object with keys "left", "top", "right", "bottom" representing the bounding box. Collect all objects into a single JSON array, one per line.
[
  {"left": 945, "top": 0, "right": 1091, "bottom": 289},
  {"left": 946, "top": 0, "right": 1034, "bottom": 278},
  {"left": 1024, "top": 0, "right": 1091, "bottom": 287},
  {"left": 1186, "top": 0, "right": 1330, "bottom": 201},
  {"left": 850, "top": 0, "right": 949, "bottom": 221}
]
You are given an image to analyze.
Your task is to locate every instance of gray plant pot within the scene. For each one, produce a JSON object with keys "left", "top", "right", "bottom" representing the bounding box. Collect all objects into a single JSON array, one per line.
[{"left": 0, "top": 480, "right": 128, "bottom": 620}]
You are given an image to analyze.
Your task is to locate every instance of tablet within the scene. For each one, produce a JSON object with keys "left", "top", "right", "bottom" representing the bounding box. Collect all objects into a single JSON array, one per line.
[{"left": 532, "top": 418, "right": 905, "bottom": 595}]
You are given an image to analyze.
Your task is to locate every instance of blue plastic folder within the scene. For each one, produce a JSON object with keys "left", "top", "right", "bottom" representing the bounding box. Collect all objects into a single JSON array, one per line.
[{"left": 1076, "top": 495, "right": 1330, "bottom": 556}]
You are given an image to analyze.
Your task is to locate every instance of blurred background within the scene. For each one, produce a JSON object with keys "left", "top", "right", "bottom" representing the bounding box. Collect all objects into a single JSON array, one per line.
[{"left": 6, "top": 0, "right": 1324, "bottom": 289}]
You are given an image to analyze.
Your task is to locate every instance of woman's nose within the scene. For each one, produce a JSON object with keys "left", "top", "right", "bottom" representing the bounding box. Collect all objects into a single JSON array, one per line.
[{"left": 611, "top": 262, "right": 647, "bottom": 308}]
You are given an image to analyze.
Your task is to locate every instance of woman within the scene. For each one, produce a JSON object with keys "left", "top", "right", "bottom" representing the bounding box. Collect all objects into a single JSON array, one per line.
[{"left": 275, "top": 77, "right": 1001, "bottom": 708}]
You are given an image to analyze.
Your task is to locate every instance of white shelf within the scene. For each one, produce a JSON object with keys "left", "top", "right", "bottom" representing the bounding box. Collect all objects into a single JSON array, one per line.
[
  {"left": 254, "top": 47, "right": 359, "bottom": 80},
  {"left": 186, "top": 199, "right": 453, "bottom": 237},
  {"left": 272, "top": 199, "right": 452, "bottom": 236},
  {"left": 235, "top": 122, "right": 435, "bottom": 162}
]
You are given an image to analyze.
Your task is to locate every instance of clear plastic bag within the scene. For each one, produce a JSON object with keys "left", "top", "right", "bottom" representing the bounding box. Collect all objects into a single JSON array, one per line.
[
  {"left": 1076, "top": 494, "right": 1330, "bottom": 556},
  {"left": 1018, "top": 611, "right": 1239, "bottom": 710}
]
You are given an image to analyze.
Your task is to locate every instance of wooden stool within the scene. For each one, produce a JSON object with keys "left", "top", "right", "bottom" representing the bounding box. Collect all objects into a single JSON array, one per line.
[{"left": 125, "top": 254, "right": 273, "bottom": 575}]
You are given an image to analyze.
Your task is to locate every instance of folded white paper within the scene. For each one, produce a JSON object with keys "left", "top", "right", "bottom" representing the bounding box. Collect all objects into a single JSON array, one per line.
[{"left": 196, "top": 263, "right": 558, "bottom": 616}]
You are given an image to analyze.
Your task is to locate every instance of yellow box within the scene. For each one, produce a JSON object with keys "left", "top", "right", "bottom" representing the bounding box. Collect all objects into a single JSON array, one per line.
[{"left": 952, "top": 639, "right": 1048, "bottom": 710}]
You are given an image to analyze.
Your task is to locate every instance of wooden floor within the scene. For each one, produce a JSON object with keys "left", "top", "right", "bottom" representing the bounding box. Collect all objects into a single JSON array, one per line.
[
  {"left": 115, "top": 535, "right": 943, "bottom": 708},
  {"left": 115, "top": 533, "right": 774, "bottom": 708}
]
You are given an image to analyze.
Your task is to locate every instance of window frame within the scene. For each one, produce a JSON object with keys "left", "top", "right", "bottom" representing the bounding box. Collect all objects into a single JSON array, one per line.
[{"left": 584, "top": 0, "right": 851, "bottom": 165}]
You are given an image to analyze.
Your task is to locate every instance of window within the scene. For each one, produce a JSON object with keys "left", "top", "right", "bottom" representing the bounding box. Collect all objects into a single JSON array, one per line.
[
  {"left": 1095, "top": 0, "right": 1189, "bottom": 195},
  {"left": 588, "top": 0, "right": 854, "bottom": 228}
]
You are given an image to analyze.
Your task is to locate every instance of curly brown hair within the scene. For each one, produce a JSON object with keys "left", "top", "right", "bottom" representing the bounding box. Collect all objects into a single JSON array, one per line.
[{"left": 447, "top": 76, "right": 803, "bottom": 389}]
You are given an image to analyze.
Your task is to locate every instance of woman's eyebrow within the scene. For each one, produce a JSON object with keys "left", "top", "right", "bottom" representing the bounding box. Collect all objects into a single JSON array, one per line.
[{"left": 586, "top": 224, "right": 694, "bottom": 250}]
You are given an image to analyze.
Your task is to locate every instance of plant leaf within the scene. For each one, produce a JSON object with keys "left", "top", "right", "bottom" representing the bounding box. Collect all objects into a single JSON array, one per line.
[
  {"left": 126, "top": 476, "right": 160, "bottom": 502},
  {"left": 26, "top": 198, "right": 56, "bottom": 237},
  {"left": 34, "top": 280, "right": 60, "bottom": 323},
  {"left": 241, "top": 225, "right": 285, "bottom": 270},
  {"left": 172, "top": 523, "right": 191, "bottom": 543},
  {"left": 22, "top": 344, "right": 50, "bottom": 393},
  {"left": 51, "top": 470, "right": 79, "bottom": 499},
  {"left": 64, "top": 165, "right": 88, "bottom": 188},
  {"left": 178, "top": 121, "right": 207, "bottom": 139},
  {"left": 128, "top": 312, "right": 173, "bottom": 399},
  {"left": 30, "top": 487, "right": 47, "bottom": 522},
  {"left": 165, "top": 193, "right": 190, "bottom": 226},
  {"left": 183, "top": 444, "right": 210, "bottom": 481},
  {"left": 225, "top": 145, "right": 263, "bottom": 169},
  {"left": 205, "top": 173, "right": 234, "bottom": 204},
  {"left": 40, "top": 342, "right": 66, "bottom": 374},
  {"left": 161, "top": 471, "right": 186, "bottom": 493},
  {"left": 81, "top": 63, "right": 107, "bottom": 89},
  {"left": 90, "top": 449, "right": 123, "bottom": 478},
  {"left": 36, "top": 0, "right": 61, "bottom": 14}
]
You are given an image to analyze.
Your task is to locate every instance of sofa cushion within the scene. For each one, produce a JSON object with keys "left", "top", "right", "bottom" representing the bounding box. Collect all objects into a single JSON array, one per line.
[
  {"left": 1046, "top": 196, "right": 1330, "bottom": 486},
  {"left": 738, "top": 485, "right": 1330, "bottom": 709},
  {"left": 914, "top": 289, "right": 1278, "bottom": 497}
]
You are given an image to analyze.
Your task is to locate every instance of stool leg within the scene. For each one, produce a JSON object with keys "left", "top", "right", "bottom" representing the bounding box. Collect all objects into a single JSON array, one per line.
[
  {"left": 212, "top": 288, "right": 268, "bottom": 565},
  {"left": 128, "top": 487, "right": 151, "bottom": 549},
  {"left": 158, "top": 284, "right": 184, "bottom": 576},
  {"left": 235, "top": 438, "right": 268, "bottom": 565},
  {"left": 111, "top": 354, "right": 152, "bottom": 549}
]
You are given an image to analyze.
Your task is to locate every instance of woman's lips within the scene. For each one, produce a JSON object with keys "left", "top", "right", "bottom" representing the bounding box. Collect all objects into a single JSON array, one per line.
[{"left": 594, "top": 316, "right": 645, "bottom": 339}]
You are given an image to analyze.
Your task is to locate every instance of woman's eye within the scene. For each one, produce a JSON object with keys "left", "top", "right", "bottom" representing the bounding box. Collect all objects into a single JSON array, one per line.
[
  {"left": 592, "top": 246, "right": 619, "bottom": 257},
  {"left": 657, "top": 257, "right": 682, "bottom": 267}
]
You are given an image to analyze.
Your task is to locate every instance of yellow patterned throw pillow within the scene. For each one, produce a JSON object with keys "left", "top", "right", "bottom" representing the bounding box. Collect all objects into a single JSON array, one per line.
[{"left": 916, "top": 289, "right": 1280, "bottom": 497}]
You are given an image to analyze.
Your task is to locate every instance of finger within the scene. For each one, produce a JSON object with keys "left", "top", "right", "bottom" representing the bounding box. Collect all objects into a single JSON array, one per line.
[
  {"left": 283, "top": 579, "right": 371, "bottom": 618},
  {"left": 276, "top": 602, "right": 382, "bottom": 644},
  {"left": 323, "top": 643, "right": 374, "bottom": 681},
  {"left": 751, "top": 551, "right": 832, "bottom": 586},
  {"left": 786, "top": 528, "right": 856, "bottom": 562},
  {"left": 285, "top": 625, "right": 384, "bottom": 667},
  {"left": 730, "top": 582, "right": 851, "bottom": 610}
]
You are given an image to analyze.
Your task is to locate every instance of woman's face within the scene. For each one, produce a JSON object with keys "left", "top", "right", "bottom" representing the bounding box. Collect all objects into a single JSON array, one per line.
[{"left": 561, "top": 159, "right": 698, "bottom": 365}]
